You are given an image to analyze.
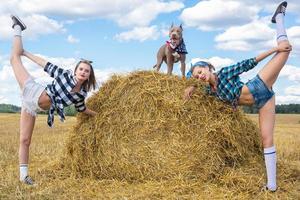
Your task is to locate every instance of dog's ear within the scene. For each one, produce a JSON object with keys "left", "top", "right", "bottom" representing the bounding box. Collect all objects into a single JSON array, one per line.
[
  {"left": 170, "top": 22, "right": 174, "bottom": 28},
  {"left": 179, "top": 23, "right": 183, "bottom": 30}
]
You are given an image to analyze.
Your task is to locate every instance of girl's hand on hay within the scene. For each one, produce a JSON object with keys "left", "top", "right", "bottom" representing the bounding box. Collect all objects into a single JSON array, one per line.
[
  {"left": 83, "top": 108, "right": 97, "bottom": 117},
  {"left": 184, "top": 86, "right": 195, "bottom": 100}
]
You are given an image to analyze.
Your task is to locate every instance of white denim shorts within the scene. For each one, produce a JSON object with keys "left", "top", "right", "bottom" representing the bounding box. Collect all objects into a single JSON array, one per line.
[{"left": 21, "top": 77, "right": 46, "bottom": 116}]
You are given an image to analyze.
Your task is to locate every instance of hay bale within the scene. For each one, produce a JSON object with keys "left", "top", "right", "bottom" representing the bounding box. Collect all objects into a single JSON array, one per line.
[{"left": 61, "top": 71, "right": 262, "bottom": 182}]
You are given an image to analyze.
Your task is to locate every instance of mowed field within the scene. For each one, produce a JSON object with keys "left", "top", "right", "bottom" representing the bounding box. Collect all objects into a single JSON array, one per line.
[{"left": 0, "top": 113, "right": 299, "bottom": 199}]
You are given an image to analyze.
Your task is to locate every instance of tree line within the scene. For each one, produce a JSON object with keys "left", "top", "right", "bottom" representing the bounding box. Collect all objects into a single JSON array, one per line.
[
  {"left": 242, "top": 104, "right": 300, "bottom": 114},
  {"left": 1, "top": 103, "right": 300, "bottom": 115},
  {"left": 0, "top": 104, "right": 77, "bottom": 116}
]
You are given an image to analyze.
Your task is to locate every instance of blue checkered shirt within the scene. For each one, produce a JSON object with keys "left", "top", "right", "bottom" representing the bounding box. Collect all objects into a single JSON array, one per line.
[
  {"left": 207, "top": 57, "right": 258, "bottom": 107},
  {"left": 44, "top": 62, "right": 87, "bottom": 127}
]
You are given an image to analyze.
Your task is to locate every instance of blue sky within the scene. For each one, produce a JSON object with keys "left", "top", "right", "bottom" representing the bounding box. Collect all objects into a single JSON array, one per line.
[{"left": 0, "top": 0, "right": 299, "bottom": 106}]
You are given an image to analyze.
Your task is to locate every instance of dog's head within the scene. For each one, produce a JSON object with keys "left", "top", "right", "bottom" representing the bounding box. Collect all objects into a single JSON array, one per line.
[{"left": 169, "top": 23, "right": 183, "bottom": 45}]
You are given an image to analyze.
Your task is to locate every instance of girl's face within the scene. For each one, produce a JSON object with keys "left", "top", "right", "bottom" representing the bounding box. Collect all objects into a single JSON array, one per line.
[
  {"left": 75, "top": 62, "right": 91, "bottom": 82},
  {"left": 192, "top": 66, "right": 212, "bottom": 82}
]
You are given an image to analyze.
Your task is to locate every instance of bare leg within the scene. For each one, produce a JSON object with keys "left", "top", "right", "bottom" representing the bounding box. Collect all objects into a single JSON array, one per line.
[
  {"left": 259, "top": 96, "right": 277, "bottom": 191},
  {"left": 258, "top": 40, "right": 290, "bottom": 89},
  {"left": 259, "top": 96, "right": 275, "bottom": 147},
  {"left": 19, "top": 108, "right": 36, "bottom": 182},
  {"left": 19, "top": 108, "right": 35, "bottom": 164},
  {"left": 10, "top": 29, "right": 30, "bottom": 90}
]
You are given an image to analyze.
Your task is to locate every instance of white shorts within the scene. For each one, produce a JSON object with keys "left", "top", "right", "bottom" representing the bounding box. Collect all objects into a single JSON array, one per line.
[{"left": 21, "top": 77, "right": 46, "bottom": 117}]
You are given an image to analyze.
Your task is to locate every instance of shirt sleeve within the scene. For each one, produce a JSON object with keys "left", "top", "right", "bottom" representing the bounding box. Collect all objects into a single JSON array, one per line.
[
  {"left": 221, "top": 57, "right": 258, "bottom": 79},
  {"left": 44, "top": 62, "right": 68, "bottom": 78},
  {"left": 75, "top": 98, "right": 87, "bottom": 112}
]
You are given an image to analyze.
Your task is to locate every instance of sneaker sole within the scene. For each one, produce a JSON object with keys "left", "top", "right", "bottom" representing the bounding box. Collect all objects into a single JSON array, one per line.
[
  {"left": 271, "top": 1, "right": 287, "bottom": 23},
  {"left": 11, "top": 15, "right": 27, "bottom": 31}
]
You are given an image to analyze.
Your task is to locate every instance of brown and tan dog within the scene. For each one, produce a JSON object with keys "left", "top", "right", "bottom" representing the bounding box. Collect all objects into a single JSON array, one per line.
[{"left": 153, "top": 24, "right": 188, "bottom": 77}]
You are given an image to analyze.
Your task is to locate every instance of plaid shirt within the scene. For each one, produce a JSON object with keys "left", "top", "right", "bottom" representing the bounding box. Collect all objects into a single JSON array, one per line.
[
  {"left": 207, "top": 57, "right": 258, "bottom": 107},
  {"left": 44, "top": 62, "right": 87, "bottom": 127}
]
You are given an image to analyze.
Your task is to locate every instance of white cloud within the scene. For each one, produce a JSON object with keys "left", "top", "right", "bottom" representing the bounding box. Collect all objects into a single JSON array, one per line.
[
  {"left": 115, "top": 26, "right": 160, "bottom": 42},
  {"left": 67, "top": 35, "right": 80, "bottom": 43},
  {"left": 214, "top": 14, "right": 300, "bottom": 56},
  {"left": 0, "top": 96, "right": 9, "bottom": 104},
  {"left": 239, "top": 0, "right": 300, "bottom": 16},
  {"left": 17, "top": 0, "right": 183, "bottom": 27},
  {"left": 180, "top": 0, "right": 258, "bottom": 31},
  {"left": 115, "top": 1, "right": 184, "bottom": 27},
  {"left": 285, "top": 85, "right": 300, "bottom": 96},
  {"left": 276, "top": 95, "right": 300, "bottom": 104},
  {"left": 279, "top": 64, "right": 300, "bottom": 82},
  {"left": 215, "top": 17, "right": 275, "bottom": 51},
  {"left": 23, "top": 14, "right": 65, "bottom": 38},
  {"left": 0, "top": 14, "right": 65, "bottom": 40},
  {"left": 288, "top": 26, "right": 300, "bottom": 56},
  {"left": 0, "top": 1, "right": 183, "bottom": 41},
  {"left": 0, "top": 15, "right": 14, "bottom": 40}
]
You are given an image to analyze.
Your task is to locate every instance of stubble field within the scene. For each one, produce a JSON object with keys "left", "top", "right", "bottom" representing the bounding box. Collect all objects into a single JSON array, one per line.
[{"left": 0, "top": 113, "right": 299, "bottom": 199}]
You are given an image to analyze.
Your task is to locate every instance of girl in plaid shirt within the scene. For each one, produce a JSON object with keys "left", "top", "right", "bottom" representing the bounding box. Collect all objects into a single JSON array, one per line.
[
  {"left": 10, "top": 16, "right": 97, "bottom": 185},
  {"left": 184, "top": 2, "right": 291, "bottom": 192}
]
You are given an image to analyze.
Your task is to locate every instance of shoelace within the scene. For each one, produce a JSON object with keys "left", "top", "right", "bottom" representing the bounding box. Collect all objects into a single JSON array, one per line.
[
  {"left": 23, "top": 176, "right": 35, "bottom": 185},
  {"left": 280, "top": 6, "right": 286, "bottom": 15}
]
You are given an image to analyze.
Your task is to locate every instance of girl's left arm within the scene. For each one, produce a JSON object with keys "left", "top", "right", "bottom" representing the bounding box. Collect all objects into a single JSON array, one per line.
[{"left": 82, "top": 108, "right": 97, "bottom": 116}]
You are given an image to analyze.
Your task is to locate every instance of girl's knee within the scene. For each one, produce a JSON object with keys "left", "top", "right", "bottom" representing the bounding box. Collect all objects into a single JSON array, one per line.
[
  {"left": 261, "top": 134, "right": 273, "bottom": 147},
  {"left": 20, "top": 136, "right": 31, "bottom": 147}
]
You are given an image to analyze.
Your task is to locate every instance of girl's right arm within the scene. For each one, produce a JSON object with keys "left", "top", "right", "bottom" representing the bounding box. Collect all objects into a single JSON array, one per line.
[
  {"left": 255, "top": 47, "right": 278, "bottom": 63},
  {"left": 23, "top": 50, "right": 47, "bottom": 68},
  {"left": 184, "top": 86, "right": 196, "bottom": 100},
  {"left": 255, "top": 43, "right": 292, "bottom": 63}
]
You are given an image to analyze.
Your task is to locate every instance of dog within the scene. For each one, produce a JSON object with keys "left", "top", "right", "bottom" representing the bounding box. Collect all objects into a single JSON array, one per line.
[{"left": 153, "top": 24, "right": 187, "bottom": 77}]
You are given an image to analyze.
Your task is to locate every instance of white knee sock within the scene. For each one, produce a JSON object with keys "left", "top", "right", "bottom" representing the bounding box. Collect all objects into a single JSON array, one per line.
[
  {"left": 264, "top": 146, "right": 277, "bottom": 191},
  {"left": 275, "top": 13, "right": 288, "bottom": 42},
  {"left": 14, "top": 25, "right": 22, "bottom": 37},
  {"left": 20, "top": 164, "right": 28, "bottom": 181}
]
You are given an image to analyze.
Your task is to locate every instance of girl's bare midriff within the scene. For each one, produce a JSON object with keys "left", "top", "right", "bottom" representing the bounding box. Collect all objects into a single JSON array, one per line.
[
  {"left": 38, "top": 90, "right": 51, "bottom": 110},
  {"left": 238, "top": 85, "right": 255, "bottom": 106}
]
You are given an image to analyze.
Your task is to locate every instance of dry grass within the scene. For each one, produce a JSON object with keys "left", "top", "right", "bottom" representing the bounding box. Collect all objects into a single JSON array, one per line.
[
  {"left": 0, "top": 71, "right": 299, "bottom": 199},
  {"left": 0, "top": 113, "right": 300, "bottom": 199},
  {"left": 61, "top": 71, "right": 262, "bottom": 183}
]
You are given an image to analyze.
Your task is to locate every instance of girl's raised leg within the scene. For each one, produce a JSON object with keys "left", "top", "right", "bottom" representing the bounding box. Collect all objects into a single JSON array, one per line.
[
  {"left": 10, "top": 16, "right": 36, "bottom": 185},
  {"left": 10, "top": 16, "right": 30, "bottom": 90},
  {"left": 258, "top": 2, "right": 290, "bottom": 89}
]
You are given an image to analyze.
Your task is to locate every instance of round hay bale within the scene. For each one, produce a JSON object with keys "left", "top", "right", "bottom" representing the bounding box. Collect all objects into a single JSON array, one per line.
[{"left": 61, "top": 71, "right": 262, "bottom": 182}]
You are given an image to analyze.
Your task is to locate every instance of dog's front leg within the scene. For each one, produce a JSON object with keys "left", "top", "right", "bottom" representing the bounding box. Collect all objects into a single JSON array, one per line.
[
  {"left": 180, "top": 54, "right": 186, "bottom": 78},
  {"left": 166, "top": 55, "right": 174, "bottom": 75}
]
